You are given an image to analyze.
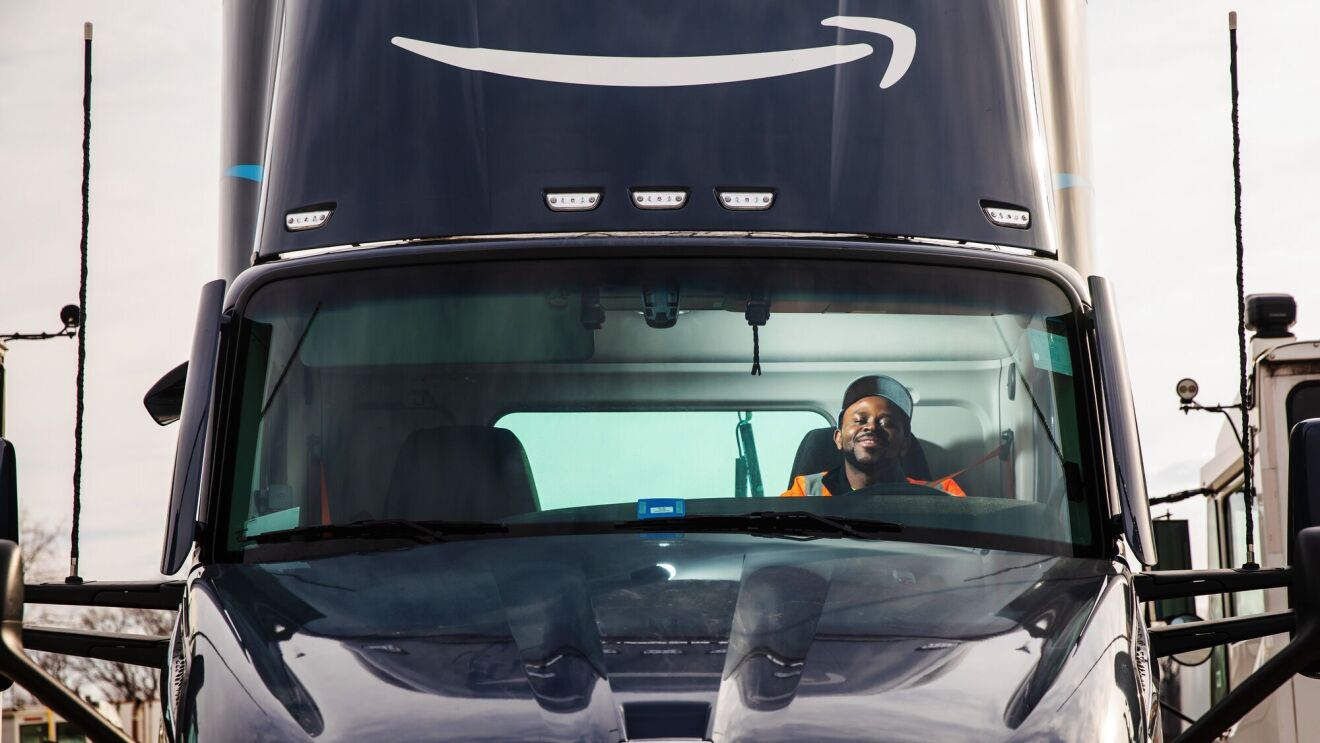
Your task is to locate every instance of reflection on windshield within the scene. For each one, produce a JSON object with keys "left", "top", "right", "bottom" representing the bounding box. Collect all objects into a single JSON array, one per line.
[{"left": 221, "top": 257, "right": 1097, "bottom": 559}]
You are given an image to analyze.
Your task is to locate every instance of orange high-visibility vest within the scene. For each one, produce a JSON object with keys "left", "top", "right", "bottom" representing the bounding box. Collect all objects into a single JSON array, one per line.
[{"left": 782, "top": 471, "right": 966, "bottom": 498}]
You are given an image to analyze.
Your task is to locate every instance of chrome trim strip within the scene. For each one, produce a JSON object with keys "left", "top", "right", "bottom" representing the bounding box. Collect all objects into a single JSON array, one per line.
[{"left": 272, "top": 231, "right": 1050, "bottom": 262}]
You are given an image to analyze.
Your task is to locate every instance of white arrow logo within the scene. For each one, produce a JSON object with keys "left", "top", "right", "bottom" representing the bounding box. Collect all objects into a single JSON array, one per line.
[{"left": 391, "top": 16, "right": 916, "bottom": 89}]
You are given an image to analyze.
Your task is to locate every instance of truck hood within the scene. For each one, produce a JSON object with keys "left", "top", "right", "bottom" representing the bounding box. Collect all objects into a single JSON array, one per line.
[{"left": 189, "top": 534, "right": 1117, "bottom": 741}]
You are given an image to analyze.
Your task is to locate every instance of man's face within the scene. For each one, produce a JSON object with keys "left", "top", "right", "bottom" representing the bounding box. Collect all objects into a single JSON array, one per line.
[{"left": 834, "top": 396, "right": 909, "bottom": 469}]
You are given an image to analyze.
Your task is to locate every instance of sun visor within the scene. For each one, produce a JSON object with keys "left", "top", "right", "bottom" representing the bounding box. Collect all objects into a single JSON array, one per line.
[{"left": 248, "top": 0, "right": 1072, "bottom": 260}]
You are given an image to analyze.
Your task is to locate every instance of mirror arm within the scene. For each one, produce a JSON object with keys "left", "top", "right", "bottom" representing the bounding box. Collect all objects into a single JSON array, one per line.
[
  {"left": 23, "top": 626, "right": 169, "bottom": 668},
  {"left": 0, "top": 541, "right": 133, "bottom": 742},
  {"left": 24, "top": 579, "right": 184, "bottom": 610},
  {"left": 1173, "top": 617, "right": 1318, "bottom": 743},
  {"left": 1150, "top": 610, "right": 1294, "bottom": 658},
  {"left": 1134, "top": 567, "right": 1292, "bottom": 601},
  {"left": 1171, "top": 526, "right": 1320, "bottom": 743}
]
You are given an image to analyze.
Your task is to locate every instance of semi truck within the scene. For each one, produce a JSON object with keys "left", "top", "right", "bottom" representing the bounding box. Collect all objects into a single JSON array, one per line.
[{"left": 3, "top": 2, "right": 1320, "bottom": 741}]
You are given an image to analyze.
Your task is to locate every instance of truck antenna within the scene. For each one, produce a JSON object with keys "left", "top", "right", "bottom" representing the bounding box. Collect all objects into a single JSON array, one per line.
[
  {"left": 67, "top": 21, "right": 93, "bottom": 584},
  {"left": 1229, "top": 11, "right": 1258, "bottom": 570}
]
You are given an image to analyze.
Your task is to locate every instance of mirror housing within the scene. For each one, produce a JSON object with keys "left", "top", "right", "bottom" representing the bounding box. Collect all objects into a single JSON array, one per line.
[
  {"left": 143, "top": 361, "right": 188, "bottom": 426},
  {"left": 161, "top": 280, "right": 226, "bottom": 575},
  {"left": 1089, "top": 276, "right": 1157, "bottom": 566},
  {"left": 1171, "top": 526, "right": 1320, "bottom": 740},
  {"left": 1290, "top": 419, "right": 1320, "bottom": 549},
  {"left": 0, "top": 440, "right": 15, "bottom": 545},
  {"left": 1288, "top": 418, "right": 1320, "bottom": 677}
]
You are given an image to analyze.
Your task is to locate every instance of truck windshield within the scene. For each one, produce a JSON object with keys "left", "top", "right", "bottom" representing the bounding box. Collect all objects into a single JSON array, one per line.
[{"left": 218, "top": 256, "right": 1100, "bottom": 560}]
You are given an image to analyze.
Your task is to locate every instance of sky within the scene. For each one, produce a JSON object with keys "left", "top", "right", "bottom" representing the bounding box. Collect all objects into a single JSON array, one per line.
[
  {"left": 1089, "top": 1, "right": 1320, "bottom": 566},
  {"left": 0, "top": 3, "right": 219, "bottom": 579},
  {"left": 0, "top": 1, "right": 1318, "bottom": 579}
]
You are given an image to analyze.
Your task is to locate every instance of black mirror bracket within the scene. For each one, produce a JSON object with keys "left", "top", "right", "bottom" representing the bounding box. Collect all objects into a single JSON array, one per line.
[
  {"left": 1149, "top": 611, "right": 1293, "bottom": 659},
  {"left": 0, "top": 540, "right": 134, "bottom": 742},
  {"left": 1172, "top": 526, "right": 1320, "bottom": 743},
  {"left": 24, "top": 579, "right": 185, "bottom": 610},
  {"left": 1134, "top": 566, "right": 1292, "bottom": 602}
]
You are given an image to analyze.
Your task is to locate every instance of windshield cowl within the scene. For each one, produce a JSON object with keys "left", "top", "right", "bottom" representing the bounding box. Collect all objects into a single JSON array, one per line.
[{"left": 612, "top": 511, "right": 902, "bottom": 540}]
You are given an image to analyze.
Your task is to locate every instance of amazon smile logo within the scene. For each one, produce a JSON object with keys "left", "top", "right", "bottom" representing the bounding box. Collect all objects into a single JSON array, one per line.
[{"left": 391, "top": 16, "right": 916, "bottom": 88}]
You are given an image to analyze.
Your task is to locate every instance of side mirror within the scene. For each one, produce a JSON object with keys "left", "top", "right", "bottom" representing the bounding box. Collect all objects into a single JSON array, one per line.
[
  {"left": 1168, "top": 526, "right": 1320, "bottom": 739},
  {"left": 1089, "top": 276, "right": 1157, "bottom": 566},
  {"left": 0, "top": 440, "right": 11, "bottom": 693},
  {"left": 162, "top": 280, "right": 226, "bottom": 575},
  {"left": 0, "top": 439, "right": 16, "bottom": 544},
  {"left": 1289, "top": 419, "right": 1320, "bottom": 554},
  {"left": 143, "top": 361, "right": 188, "bottom": 426},
  {"left": 1289, "top": 418, "right": 1320, "bottom": 678}
]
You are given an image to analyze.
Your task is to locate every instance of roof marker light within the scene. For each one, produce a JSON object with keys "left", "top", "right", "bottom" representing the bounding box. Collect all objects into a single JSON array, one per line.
[
  {"left": 632, "top": 190, "right": 687, "bottom": 210},
  {"left": 717, "top": 190, "right": 775, "bottom": 211},
  {"left": 980, "top": 201, "right": 1031, "bottom": 229},
  {"left": 285, "top": 205, "right": 334, "bottom": 232},
  {"left": 545, "top": 191, "right": 601, "bottom": 212}
]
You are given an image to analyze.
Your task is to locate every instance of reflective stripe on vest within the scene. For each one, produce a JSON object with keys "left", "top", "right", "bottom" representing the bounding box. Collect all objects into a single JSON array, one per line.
[{"left": 801, "top": 472, "right": 827, "bottom": 496}]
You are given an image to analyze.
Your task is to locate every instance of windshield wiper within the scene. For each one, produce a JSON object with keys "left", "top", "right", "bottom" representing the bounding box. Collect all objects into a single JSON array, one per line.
[
  {"left": 613, "top": 511, "right": 901, "bottom": 541},
  {"left": 242, "top": 518, "right": 509, "bottom": 545}
]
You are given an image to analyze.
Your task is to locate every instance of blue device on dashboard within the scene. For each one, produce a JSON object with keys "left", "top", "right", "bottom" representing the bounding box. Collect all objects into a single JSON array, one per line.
[{"left": 636, "top": 498, "right": 685, "bottom": 520}]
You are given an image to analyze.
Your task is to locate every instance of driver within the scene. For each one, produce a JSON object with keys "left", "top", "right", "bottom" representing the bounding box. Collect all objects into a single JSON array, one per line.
[{"left": 781, "top": 374, "right": 965, "bottom": 497}]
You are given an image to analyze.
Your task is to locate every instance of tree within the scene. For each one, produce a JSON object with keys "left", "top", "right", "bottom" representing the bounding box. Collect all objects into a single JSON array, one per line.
[
  {"left": 19, "top": 513, "right": 67, "bottom": 584},
  {"left": 66, "top": 607, "right": 174, "bottom": 704},
  {"left": 10, "top": 515, "right": 83, "bottom": 708}
]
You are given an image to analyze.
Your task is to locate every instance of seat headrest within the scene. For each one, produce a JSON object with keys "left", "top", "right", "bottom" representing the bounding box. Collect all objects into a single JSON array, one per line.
[
  {"left": 787, "top": 427, "right": 931, "bottom": 487},
  {"left": 385, "top": 427, "right": 539, "bottom": 522}
]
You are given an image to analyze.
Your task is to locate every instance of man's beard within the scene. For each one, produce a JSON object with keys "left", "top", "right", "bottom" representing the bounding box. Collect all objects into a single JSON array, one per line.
[{"left": 842, "top": 445, "right": 904, "bottom": 481}]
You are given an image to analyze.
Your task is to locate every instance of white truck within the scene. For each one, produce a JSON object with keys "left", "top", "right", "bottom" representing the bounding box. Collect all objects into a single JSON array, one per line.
[{"left": 1155, "top": 293, "right": 1320, "bottom": 740}]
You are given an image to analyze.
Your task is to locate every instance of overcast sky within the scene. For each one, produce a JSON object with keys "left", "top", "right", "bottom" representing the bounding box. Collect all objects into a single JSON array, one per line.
[{"left": 1, "top": 1, "right": 1318, "bottom": 579}]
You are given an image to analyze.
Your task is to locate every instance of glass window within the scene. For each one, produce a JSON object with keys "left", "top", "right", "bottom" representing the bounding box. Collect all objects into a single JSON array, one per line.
[
  {"left": 498, "top": 410, "right": 830, "bottom": 509},
  {"left": 1286, "top": 382, "right": 1320, "bottom": 434},
  {"left": 1150, "top": 518, "right": 1194, "bottom": 620},
  {"left": 219, "top": 257, "right": 1099, "bottom": 559},
  {"left": 1203, "top": 500, "right": 1230, "bottom": 704},
  {"left": 1224, "top": 488, "right": 1264, "bottom": 615},
  {"left": 20, "top": 723, "right": 47, "bottom": 743}
]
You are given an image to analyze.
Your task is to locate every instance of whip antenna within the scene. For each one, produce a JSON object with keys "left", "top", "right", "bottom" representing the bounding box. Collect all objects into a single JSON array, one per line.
[
  {"left": 68, "top": 21, "right": 93, "bottom": 584},
  {"left": 1229, "top": 11, "right": 1258, "bottom": 570}
]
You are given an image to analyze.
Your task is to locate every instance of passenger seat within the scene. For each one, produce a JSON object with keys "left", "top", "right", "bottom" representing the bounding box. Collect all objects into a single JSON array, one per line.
[{"left": 384, "top": 426, "right": 540, "bottom": 522}]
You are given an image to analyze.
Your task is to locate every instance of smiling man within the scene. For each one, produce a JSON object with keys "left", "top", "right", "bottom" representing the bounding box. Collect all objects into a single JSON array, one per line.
[{"left": 782, "top": 375, "right": 966, "bottom": 497}]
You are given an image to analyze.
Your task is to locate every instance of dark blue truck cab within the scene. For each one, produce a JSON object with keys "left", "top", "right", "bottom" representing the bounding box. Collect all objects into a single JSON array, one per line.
[{"left": 4, "top": 3, "right": 1320, "bottom": 742}]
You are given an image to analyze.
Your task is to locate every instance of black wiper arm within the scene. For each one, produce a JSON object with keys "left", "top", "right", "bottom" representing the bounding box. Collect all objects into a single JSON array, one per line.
[
  {"left": 613, "top": 511, "right": 901, "bottom": 540},
  {"left": 242, "top": 518, "right": 509, "bottom": 545}
]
